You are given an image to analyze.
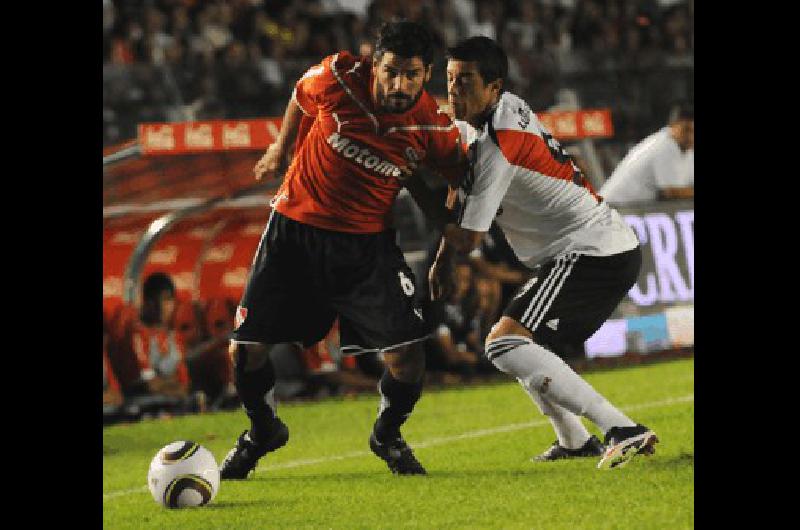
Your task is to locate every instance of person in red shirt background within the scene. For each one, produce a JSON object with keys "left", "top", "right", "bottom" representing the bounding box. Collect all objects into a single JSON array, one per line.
[
  {"left": 105, "top": 272, "right": 201, "bottom": 420},
  {"left": 136, "top": 272, "right": 191, "bottom": 400},
  {"left": 220, "top": 20, "right": 466, "bottom": 479}
]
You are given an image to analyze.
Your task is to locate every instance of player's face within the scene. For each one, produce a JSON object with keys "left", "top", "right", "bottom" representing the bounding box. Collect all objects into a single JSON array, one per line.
[
  {"left": 447, "top": 60, "right": 501, "bottom": 125},
  {"left": 159, "top": 291, "right": 176, "bottom": 326},
  {"left": 372, "top": 52, "right": 431, "bottom": 113}
]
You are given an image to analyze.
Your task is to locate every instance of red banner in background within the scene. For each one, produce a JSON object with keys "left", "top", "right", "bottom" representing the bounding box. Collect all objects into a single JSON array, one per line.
[
  {"left": 136, "top": 109, "right": 613, "bottom": 155},
  {"left": 536, "top": 109, "right": 614, "bottom": 139},
  {"left": 138, "top": 119, "right": 283, "bottom": 155}
]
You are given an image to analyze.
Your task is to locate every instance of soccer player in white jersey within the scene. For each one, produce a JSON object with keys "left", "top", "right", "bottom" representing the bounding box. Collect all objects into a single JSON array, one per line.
[
  {"left": 421, "top": 36, "right": 659, "bottom": 469},
  {"left": 599, "top": 103, "right": 694, "bottom": 205}
]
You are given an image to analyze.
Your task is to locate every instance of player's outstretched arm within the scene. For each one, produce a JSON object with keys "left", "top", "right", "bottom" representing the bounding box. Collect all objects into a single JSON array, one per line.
[
  {"left": 254, "top": 98, "right": 305, "bottom": 180},
  {"left": 429, "top": 223, "right": 485, "bottom": 301}
]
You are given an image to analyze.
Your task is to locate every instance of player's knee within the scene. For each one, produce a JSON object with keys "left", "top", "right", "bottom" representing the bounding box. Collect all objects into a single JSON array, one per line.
[
  {"left": 230, "top": 342, "right": 271, "bottom": 372},
  {"left": 384, "top": 344, "right": 425, "bottom": 382},
  {"left": 485, "top": 319, "right": 537, "bottom": 376},
  {"left": 485, "top": 317, "right": 533, "bottom": 349}
]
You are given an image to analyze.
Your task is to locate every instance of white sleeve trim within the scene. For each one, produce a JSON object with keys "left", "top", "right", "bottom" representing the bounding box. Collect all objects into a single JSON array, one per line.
[{"left": 291, "top": 87, "right": 314, "bottom": 117}]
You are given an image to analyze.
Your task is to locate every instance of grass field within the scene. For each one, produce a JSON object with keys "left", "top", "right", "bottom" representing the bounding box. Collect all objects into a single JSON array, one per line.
[{"left": 103, "top": 358, "right": 694, "bottom": 529}]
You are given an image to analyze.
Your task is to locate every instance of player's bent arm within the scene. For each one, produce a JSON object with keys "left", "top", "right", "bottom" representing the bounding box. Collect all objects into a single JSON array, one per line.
[
  {"left": 254, "top": 98, "right": 305, "bottom": 180},
  {"left": 428, "top": 224, "right": 485, "bottom": 300},
  {"left": 399, "top": 162, "right": 459, "bottom": 230},
  {"left": 443, "top": 223, "right": 485, "bottom": 253},
  {"left": 274, "top": 98, "right": 305, "bottom": 152},
  {"left": 401, "top": 173, "right": 452, "bottom": 230}
]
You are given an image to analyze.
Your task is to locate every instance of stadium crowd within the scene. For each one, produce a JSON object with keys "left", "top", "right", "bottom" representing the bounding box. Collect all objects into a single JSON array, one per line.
[{"left": 103, "top": 0, "right": 693, "bottom": 169}]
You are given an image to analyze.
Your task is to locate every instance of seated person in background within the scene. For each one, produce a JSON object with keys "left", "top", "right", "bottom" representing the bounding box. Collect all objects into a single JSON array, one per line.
[
  {"left": 599, "top": 102, "right": 694, "bottom": 205},
  {"left": 426, "top": 260, "right": 482, "bottom": 382},
  {"left": 177, "top": 298, "right": 238, "bottom": 409},
  {"left": 137, "top": 272, "right": 191, "bottom": 402}
]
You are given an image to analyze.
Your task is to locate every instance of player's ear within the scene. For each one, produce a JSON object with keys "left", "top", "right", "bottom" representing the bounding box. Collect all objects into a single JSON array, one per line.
[
  {"left": 490, "top": 77, "right": 503, "bottom": 95},
  {"left": 424, "top": 64, "right": 432, "bottom": 83}
]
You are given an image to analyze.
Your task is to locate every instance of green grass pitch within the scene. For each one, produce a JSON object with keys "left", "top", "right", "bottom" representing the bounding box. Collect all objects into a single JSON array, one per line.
[{"left": 103, "top": 358, "right": 694, "bottom": 529}]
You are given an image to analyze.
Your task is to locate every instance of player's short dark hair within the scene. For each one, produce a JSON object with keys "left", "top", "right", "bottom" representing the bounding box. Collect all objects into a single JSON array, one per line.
[
  {"left": 142, "top": 272, "right": 175, "bottom": 302},
  {"left": 447, "top": 36, "right": 508, "bottom": 85},
  {"left": 668, "top": 102, "right": 694, "bottom": 123},
  {"left": 373, "top": 20, "right": 434, "bottom": 65}
]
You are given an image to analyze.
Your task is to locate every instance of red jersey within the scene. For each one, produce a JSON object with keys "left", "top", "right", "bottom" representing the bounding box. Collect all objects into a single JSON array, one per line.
[{"left": 275, "top": 51, "right": 464, "bottom": 233}]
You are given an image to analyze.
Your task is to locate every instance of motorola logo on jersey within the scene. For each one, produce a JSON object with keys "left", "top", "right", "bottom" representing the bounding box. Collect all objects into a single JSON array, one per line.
[{"left": 326, "top": 132, "right": 402, "bottom": 179}]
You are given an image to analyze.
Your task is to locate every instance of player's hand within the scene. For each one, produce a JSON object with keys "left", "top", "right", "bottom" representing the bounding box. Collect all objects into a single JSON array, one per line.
[
  {"left": 397, "top": 160, "right": 419, "bottom": 182},
  {"left": 429, "top": 260, "right": 453, "bottom": 301},
  {"left": 254, "top": 143, "right": 285, "bottom": 181}
]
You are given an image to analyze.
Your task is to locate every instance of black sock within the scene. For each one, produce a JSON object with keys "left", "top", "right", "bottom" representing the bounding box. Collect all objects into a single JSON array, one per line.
[
  {"left": 373, "top": 371, "right": 423, "bottom": 443},
  {"left": 234, "top": 349, "right": 278, "bottom": 443}
]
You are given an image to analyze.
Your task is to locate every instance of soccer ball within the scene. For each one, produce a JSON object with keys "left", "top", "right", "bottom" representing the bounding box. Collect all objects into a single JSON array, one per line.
[{"left": 147, "top": 441, "right": 220, "bottom": 508}]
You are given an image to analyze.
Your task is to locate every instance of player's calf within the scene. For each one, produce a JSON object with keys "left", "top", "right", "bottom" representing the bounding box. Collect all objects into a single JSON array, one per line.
[
  {"left": 221, "top": 342, "right": 289, "bottom": 480},
  {"left": 370, "top": 344, "right": 427, "bottom": 475}
]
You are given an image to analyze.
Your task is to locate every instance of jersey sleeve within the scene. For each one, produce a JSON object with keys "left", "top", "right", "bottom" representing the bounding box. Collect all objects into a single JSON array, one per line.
[
  {"left": 458, "top": 146, "right": 515, "bottom": 233},
  {"left": 292, "top": 55, "right": 337, "bottom": 117}
]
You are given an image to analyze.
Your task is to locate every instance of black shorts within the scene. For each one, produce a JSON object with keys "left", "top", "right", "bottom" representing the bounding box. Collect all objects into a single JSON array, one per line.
[
  {"left": 504, "top": 246, "right": 641, "bottom": 351},
  {"left": 231, "top": 211, "right": 426, "bottom": 353}
]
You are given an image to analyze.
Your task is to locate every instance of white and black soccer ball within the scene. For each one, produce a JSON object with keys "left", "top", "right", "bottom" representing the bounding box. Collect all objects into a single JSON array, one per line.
[{"left": 147, "top": 441, "right": 220, "bottom": 508}]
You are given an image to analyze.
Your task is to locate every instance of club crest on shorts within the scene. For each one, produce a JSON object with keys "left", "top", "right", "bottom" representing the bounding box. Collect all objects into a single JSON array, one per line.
[{"left": 234, "top": 306, "right": 248, "bottom": 330}]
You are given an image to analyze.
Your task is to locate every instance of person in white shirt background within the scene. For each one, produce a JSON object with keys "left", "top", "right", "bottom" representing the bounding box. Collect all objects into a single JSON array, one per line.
[{"left": 599, "top": 103, "right": 694, "bottom": 205}]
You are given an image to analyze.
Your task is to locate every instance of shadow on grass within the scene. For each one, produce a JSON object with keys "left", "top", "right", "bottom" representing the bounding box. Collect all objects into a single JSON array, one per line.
[
  {"left": 248, "top": 471, "right": 382, "bottom": 482},
  {"left": 646, "top": 452, "right": 694, "bottom": 466},
  {"left": 249, "top": 467, "right": 549, "bottom": 482}
]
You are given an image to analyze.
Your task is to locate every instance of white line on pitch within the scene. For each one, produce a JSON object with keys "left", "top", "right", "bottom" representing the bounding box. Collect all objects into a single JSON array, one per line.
[{"left": 103, "top": 394, "right": 693, "bottom": 501}]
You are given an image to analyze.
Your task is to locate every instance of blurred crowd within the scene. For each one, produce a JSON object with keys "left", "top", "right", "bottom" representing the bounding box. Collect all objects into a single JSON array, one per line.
[{"left": 103, "top": 0, "right": 694, "bottom": 158}]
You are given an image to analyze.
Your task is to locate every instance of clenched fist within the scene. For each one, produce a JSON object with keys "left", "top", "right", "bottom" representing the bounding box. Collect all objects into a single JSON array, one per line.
[{"left": 254, "top": 142, "right": 286, "bottom": 181}]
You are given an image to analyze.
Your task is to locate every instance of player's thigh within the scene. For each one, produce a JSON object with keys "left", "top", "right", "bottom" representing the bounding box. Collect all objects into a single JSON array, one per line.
[
  {"left": 232, "top": 212, "right": 336, "bottom": 347},
  {"left": 331, "top": 232, "right": 427, "bottom": 354},
  {"left": 503, "top": 247, "right": 640, "bottom": 346}
]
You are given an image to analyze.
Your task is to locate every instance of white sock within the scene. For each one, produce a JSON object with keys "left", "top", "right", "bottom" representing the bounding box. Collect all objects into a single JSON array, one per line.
[
  {"left": 524, "top": 383, "right": 591, "bottom": 449},
  {"left": 487, "top": 336, "right": 636, "bottom": 433}
]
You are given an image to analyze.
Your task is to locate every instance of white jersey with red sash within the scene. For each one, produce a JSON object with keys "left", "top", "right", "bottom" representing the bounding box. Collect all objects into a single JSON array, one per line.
[{"left": 456, "top": 92, "right": 639, "bottom": 268}]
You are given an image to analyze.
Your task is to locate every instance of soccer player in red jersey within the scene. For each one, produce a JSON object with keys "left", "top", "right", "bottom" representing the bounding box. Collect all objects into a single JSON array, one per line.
[{"left": 220, "top": 21, "right": 464, "bottom": 478}]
